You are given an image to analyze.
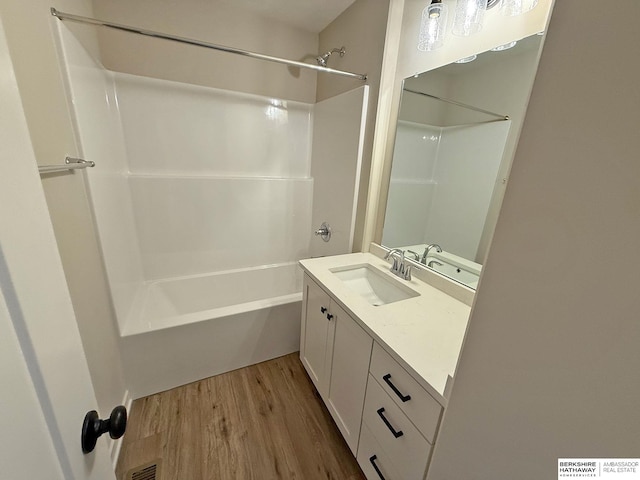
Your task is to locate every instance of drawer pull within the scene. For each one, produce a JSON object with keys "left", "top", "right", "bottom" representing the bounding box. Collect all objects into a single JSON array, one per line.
[
  {"left": 369, "top": 455, "right": 387, "bottom": 480},
  {"left": 326, "top": 313, "right": 334, "bottom": 321},
  {"left": 376, "top": 407, "right": 403, "bottom": 438},
  {"left": 320, "top": 306, "right": 327, "bottom": 314},
  {"left": 382, "top": 374, "right": 411, "bottom": 402}
]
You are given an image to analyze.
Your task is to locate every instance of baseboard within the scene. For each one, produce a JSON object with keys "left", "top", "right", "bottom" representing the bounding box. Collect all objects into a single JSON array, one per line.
[{"left": 110, "top": 389, "right": 133, "bottom": 470}]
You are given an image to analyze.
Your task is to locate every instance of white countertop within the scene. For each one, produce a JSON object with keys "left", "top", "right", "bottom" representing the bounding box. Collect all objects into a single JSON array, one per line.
[{"left": 299, "top": 252, "right": 472, "bottom": 407}]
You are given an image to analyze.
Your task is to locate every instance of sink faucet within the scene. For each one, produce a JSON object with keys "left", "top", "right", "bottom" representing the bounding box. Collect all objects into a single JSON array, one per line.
[
  {"left": 421, "top": 243, "right": 442, "bottom": 264},
  {"left": 384, "top": 248, "right": 412, "bottom": 280}
]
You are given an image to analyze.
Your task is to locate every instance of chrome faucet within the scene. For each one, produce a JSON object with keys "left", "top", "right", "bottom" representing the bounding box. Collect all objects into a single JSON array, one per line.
[
  {"left": 384, "top": 248, "right": 412, "bottom": 280},
  {"left": 421, "top": 243, "right": 443, "bottom": 264}
]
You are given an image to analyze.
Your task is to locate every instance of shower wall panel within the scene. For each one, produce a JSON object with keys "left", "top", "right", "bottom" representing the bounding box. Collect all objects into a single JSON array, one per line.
[
  {"left": 58, "top": 26, "right": 314, "bottom": 328},
  {"left": 426, "top": 121, "right": 511, "bottom": 259},
  {"left": 382, "top": 122, "right": 440, "bottom": 247},
  {"left": 309, "top": 86, "right": 369, "bottom": 257},
  {"left": 129, "top": 176, "right": 313, "bottom": 280},
  {"left": 114, "top": 74, "right": 313, "bottom": 178},
  {"left": 57, "top": 25, "right": 145, "bottom": 330}
]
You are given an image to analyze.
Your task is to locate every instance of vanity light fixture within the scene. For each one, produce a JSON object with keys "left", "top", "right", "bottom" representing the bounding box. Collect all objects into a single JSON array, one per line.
[{"left": 418, "top": 0, "right": 449, "bottom": 51}]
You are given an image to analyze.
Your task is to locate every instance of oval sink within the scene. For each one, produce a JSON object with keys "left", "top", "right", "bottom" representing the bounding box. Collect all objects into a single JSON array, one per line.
[{"left": 330, "top": 264, "right": 419, "bottom": 306}]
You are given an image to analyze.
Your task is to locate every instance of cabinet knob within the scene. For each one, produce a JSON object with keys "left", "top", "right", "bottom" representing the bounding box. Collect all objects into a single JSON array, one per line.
[
  {"left": 326, "top": 313, "right": 334, "bottom": 321},
  {"left": 320, "top": 306, "right": 327, "bottom": 314}
]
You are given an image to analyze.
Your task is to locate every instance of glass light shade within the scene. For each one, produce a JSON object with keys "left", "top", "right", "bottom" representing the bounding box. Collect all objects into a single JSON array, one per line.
[
  {"left": 452, "top": 0, "right": 488, "bottom": 36},
  {"left": 418, "top": 2, "right": 449, "bottom": 51},
  {"left": 502, "top": 0, "right": 539, "bottom": 16}
]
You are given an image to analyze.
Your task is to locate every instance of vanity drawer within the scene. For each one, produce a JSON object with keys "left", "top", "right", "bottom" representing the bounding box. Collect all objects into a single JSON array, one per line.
[
  {"left": 357, "top": 424, "right": 400, "bottom": 480},
  {"left": 362, "top": 374, "right": 431, "bottom": 480},
  {"left": 370, "top": 343, "right": 442, "bottom": 443}
]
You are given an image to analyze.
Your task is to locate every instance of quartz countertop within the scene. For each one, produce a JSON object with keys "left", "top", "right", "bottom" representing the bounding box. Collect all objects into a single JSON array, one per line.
[{"left": 299, "top": 252, "right": 472, "bottom": 407}]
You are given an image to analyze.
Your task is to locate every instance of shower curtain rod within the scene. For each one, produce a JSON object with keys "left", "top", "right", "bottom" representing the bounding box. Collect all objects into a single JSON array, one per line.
[
  {"left": 403, "top": 88, "right": 509, "bottom": 120},
  {"left": 51, "top": 8, "right": 368, "bottom": 81}
]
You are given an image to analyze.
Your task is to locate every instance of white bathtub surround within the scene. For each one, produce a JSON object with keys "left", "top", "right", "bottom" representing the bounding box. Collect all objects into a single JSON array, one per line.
[
  {"left": 56, "top": 23, "right": 369, "bottom": 397},
  {"left": 309, "top": 86, "right": 369, "bottom": 257},
  {"left": 383, "top": 119, "right": 511, "bottom": 260},
  {"left": 124, "top": 262, "right": 303, "bottom": 336},
  {"left": 299, "top": 252, "right": 471, "bottom": 404}
]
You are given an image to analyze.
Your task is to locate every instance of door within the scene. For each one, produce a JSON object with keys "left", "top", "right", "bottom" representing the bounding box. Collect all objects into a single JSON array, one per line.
[
  {"left": 0, "top": 20, "right": 115, "bottom": 480},
  {"left": 300, "top": 275, "right": 335, "bottom": 397},
  {"left": 326, "top": 303, "right": 373, "bottom": 454}
]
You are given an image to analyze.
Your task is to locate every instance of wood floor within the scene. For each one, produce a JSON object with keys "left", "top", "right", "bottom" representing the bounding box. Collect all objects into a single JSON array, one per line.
[{"left": 116, "top": 353, "right": 365, "bottom": 480}]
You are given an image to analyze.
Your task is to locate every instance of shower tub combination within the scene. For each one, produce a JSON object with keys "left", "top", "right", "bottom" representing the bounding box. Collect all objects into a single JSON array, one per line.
[
  {"left": 121, "top": 263, "right": 304, "bottom": 396},
  {"left": 56, "top": 15, "right": 368, "bottom": 397}
]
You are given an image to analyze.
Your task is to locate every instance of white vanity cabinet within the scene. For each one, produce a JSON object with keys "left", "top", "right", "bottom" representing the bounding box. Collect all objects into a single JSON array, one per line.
[
  {"left": 298, "top": 253, "right": 470, "bottom": 479},
  {"left": 300, "top": 274, "right": 373, "bottom": 454}
]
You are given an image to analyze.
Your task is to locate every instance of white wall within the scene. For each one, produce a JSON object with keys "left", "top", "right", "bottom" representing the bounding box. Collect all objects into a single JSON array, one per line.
[
  {"left": 92, "top": 0, "right": 319, "bottom": 103},
  {"left": 0, "top": 0, "right": 128, "bottom": 435},
  {"left": 428, "top": 2, "right": 640, "bottom": 478}
]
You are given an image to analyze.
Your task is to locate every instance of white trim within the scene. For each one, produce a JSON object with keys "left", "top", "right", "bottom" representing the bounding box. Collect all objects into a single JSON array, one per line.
[{"left": 109, "top": 389, "right": 133, "bottom": 469}]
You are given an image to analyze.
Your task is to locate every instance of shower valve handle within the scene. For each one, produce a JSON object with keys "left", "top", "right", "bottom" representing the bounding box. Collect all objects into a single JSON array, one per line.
[{"left": 314, "top": 222, "right": 332, "bottom": 242}]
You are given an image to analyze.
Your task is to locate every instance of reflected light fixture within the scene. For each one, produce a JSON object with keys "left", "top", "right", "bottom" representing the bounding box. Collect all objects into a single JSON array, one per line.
[
  {"left": 455, "top": 54, "right": 477, "bottom": 63},
  {"left": 418, "top": 0, "right": 449, "bottom": 51},
  {"left": 491, "top": 40, "right": 517, "bottom": 51},
  {"left": 502, "top": 0, "right": 539, "bottom": 16},
  {"left": 452, "top": 0, "right": 488, "bottom": 36}
]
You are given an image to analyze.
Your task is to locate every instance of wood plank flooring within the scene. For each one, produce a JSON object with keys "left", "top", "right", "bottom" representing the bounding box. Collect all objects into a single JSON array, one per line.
[{"left": 116, "top": 353, "right": 366, "bottom": 480}]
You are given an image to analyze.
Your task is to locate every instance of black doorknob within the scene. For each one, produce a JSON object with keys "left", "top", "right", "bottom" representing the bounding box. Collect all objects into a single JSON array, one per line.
[{"left": 81, "top": 405, "right": 127, "bottom": 454}]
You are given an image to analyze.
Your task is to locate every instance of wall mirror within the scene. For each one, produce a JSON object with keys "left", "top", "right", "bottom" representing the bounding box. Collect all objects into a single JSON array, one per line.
[{"left": 380, "top": 33, "right": 545, "bottom": 289}]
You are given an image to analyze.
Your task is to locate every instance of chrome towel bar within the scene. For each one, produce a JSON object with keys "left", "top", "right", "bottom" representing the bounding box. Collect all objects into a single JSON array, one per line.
[{"left": 38, "top": 157, "right": 95, "bottom": 174}]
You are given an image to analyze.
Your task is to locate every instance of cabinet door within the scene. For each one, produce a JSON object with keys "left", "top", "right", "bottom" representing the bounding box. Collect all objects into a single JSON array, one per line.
[
  {"left": 327, "top": 302, "right": 373, "bottom": 454},
  {"left": 300, "top": 276, "right": 334, "bottom": 397}
]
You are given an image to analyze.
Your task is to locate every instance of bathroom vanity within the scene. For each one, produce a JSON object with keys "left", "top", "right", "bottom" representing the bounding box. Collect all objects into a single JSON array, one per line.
[{"left": 299, "top": 251, "right": 472, "bottom": 480}]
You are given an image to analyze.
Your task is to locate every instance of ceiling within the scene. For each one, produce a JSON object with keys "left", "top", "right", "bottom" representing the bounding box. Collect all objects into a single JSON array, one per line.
[{"left": 214, "top": 0, "right": 357, "bottom": 33}]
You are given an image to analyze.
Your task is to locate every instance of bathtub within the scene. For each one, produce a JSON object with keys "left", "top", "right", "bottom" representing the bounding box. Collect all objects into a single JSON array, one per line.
[{"left": 120, "top": 262, "right": 303, "bottom": 398}]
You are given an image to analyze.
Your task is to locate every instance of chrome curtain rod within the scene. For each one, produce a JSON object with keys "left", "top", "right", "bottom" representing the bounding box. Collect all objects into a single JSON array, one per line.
[
  {"left": 51, "top": 8, "right": 368, "bottom": 81},
  {"left": 403, "top": 88, "right": 509, "bottom": 120},
  {"left": 38, "top": 157, "right": 95, "bottom": 174}
]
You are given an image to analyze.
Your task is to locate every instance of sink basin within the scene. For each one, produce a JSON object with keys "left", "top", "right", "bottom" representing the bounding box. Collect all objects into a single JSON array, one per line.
[{"left": 330, "top": 264, "right": 419, "bottom": 306}]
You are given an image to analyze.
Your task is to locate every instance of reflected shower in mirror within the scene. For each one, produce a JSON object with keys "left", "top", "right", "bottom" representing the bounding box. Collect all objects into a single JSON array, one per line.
[{"left": 381, "top": 33, "right": 545, "bottom": 289}]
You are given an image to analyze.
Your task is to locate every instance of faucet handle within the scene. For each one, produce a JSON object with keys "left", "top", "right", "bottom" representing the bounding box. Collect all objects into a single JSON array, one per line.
[{"left": 403, "top": 265, "right": 412, "bottom": 280}]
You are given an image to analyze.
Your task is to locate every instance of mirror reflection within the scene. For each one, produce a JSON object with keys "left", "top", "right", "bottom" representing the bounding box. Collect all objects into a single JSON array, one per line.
[{"left": 382, "top": 33, "right": 544, "bottom": 289}]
